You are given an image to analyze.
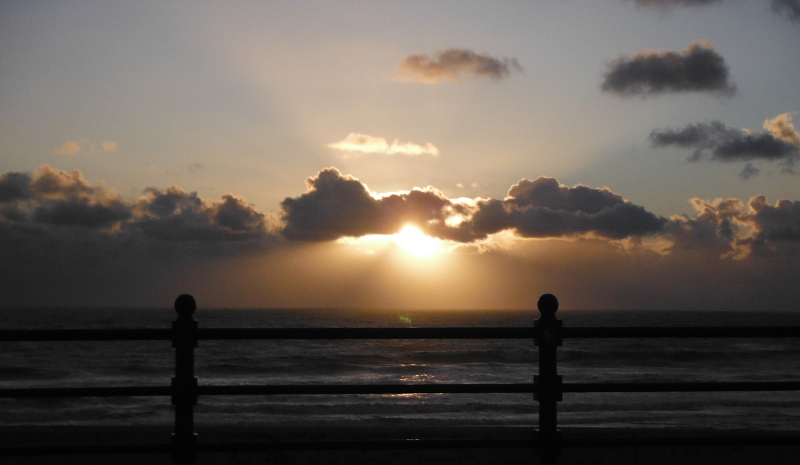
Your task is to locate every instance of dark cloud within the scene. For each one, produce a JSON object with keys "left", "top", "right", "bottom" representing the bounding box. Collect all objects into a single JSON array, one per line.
[
  {"left": 188, "top": 162, "right": 205, "bottom": 173},
  {"left": 280, "top": 168, "right": 459, "bottom": 241},
  {"left": 131, "top": 187, "right": 269, "bottom": 242},
  {"left": 280, "top": 169, "right": 666, "bottom": 243},
  {"left": 466, "top": 177, "right": 666, "bottom": 240},
  {"left": 665, "top": 198, "right": 747, "bottom": 257},
  {"left": 739, "top": 163, "right": 760, "bottom": 180},
  {"left": 32, "top": 200, "right": 131, "bottom": 228},
  {"left": 665, "top": 195, "right": 800, "bottom": 258},
  {"left": 6, "top": 166, "right": 800, "bottom": 310},
  {"left": 650, "top": 114, "right": 800, "bottom": 175},
  {"left": 281, "top": 168, "right": 800, "bottom": 265},
  {"left": 0, "top": 165, "right": 281, "bottom": 306},
  {"left": 214, "top": 194, "right": 267, "bottom": 232},
  {"left": 773, "top": 0, "right": 800, "bottom": 22},
  {"left": 748, "top": 196, "right": 800, "bottom": 245},
  {"left": 1, "top": 165, "right": 276, "bottom": 244},
  {"left": 0, "top": 172, "right": 32, "bottom": 202},
  {"left": 1, "top": 165, "right": 133, "bottom": 228},
  {"left": 601, "top": 40, "right": 736, "bottom": 97},
  {"left": 396, "top": 48, "right": 522, "bottom": 83},
  {"left": 650, "top": 122, "right": 799, "bottom": 161}
]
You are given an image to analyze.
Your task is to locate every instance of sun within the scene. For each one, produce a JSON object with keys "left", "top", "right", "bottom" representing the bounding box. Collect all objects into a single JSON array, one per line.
[{"left": 392, "top": 225, "right": 439, "bottom": 256}]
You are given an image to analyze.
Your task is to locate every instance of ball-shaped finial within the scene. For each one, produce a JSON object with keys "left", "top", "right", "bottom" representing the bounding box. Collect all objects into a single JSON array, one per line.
[
  {"left": 537, "top": 293, "right": 558, "bottom": 316},
  {"left": 174, "top": 294, "right": 196, "bottom": 317}
]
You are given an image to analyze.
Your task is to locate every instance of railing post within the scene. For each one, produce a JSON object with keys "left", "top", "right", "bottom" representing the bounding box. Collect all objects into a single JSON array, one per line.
[
  {"left": 172, "top": 294, "right": 198, "bottom": 465},
  {"left": 534, "top": 294, "right": 562, "bottom": 465}
]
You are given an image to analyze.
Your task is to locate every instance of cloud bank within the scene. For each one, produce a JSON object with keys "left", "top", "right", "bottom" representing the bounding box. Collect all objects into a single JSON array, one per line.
[
  {"left": 602, "top": 40, "right": 736, "bottom": 97},
  {"left": 6, "top": 165, "right": 800, "bottom": 259},
  {"left": 0, "top": 165, "right": 275, "bottom": 247},
  {"left": 395, "top": 48, "right": 522, "bottom": 83},
  {"left": 327, "top": 133, "right": 440, "bottom": 157},
  {"left": 668, "top": 195, "right": 800, "bottom": 258},
  {"left": 279, "top": 168, "right": 800, "bottom": 262},
  {"left": 280, "top": 168, "right": 666, "bottom": 243},
  {"left": 5, "top": 166, "right": 800, "bottom": 309},
  {"left": 650, "top": 113, "right": 800, "bottom": 176}
]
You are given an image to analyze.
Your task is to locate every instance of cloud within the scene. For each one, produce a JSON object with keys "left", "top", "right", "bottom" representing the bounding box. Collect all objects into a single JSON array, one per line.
[
  {"left": 279, "top": 168, "right": 800, "bottom": 261},
  {"left": 0, "top": 165, "right": 131, "bottom": 228},
  {"left": 327, "top": 133, "right": 440, "bottom": 157},
  {"left": 764, "top": 112, "right": 800, "bottom": 146},
  {"left": 188, "top": 162, "right": 205, "bottom": 173},
  {"left": 739, "top": 163, "right": 760, "bottom": 180},
  {"left": 10, "top": 166, "right": 800, "bottom": 260},
  {"left": 460, "top": 177, "right": 667, "bottom": 242},
  {"left": 773, "top": 0, "right": 800, "bottom": 22},
  {"left": 0, "top": 172, "right": 32, "bottom": 202},
  {"left": 55, "top": 139, "right": 118, "bottom": 155},
  {"left": 650, "top": 113, "right": 800, "bottom": 175},
  {"left": 0, "top": 165, "right": 285, "bottom": 306},
  {"left": 601, "top": 40, "right": 736, "bottom": 97},
  {"left": 6, "top": 166, "right": 800, "bottom": 309},
  {"left": 395, "top": 48, "right": 522, "bottom": 83},
  {"left": 748, "top": 195, "right": 800, "bottom": 246},
  {"left": 666, "top": 194, "right": 800, "bottom": 257},
  {"left": 280, "top": 168, "right": 666, "bottom": 243},
  {"left": 666, "top": 197, "right": 749, "bottom": 257},
  {"left": 131, "top": 187, "right": 269, "bottom": 242},
  {"left": 279, "top": 168, "right": 460, "bottom": 241},
  {"left": 0, "top": 165, "right": 276, "bottom": 244}
]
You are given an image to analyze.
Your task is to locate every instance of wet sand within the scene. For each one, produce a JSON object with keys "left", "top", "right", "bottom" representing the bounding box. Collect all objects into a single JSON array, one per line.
[{"left": 1, "top": 425, "right": 798, "bottom": 464}]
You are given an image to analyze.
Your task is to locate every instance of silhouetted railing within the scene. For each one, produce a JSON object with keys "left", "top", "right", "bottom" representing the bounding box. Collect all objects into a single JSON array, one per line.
[{"left": 1, "top": 294, "right": 799, "bottom": 464}]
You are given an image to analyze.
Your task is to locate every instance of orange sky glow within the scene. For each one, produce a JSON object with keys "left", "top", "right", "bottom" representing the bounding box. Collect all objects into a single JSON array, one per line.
[{"left": 2, "top": 1, "right": 800, "bottom": 310}]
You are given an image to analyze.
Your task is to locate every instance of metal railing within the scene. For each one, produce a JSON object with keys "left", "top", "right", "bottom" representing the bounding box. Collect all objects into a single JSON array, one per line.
[{"left": 1, "top": 293, "right": 799, "bottom": 464}]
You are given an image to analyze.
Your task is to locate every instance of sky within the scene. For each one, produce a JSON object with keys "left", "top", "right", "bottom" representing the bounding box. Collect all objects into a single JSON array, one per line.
[{"left": 2, "top": 0, "right": 800, "bottom": 310}]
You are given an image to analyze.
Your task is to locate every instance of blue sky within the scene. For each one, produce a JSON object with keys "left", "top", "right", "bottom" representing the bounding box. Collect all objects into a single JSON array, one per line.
[{"left": 2, "top": 1, "right": 800, "bottom": 310}]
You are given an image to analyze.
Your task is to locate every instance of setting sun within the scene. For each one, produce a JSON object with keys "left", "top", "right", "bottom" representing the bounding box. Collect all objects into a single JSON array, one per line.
[{"left": 392, "top": 225, "right": 439, "bottom": 257}]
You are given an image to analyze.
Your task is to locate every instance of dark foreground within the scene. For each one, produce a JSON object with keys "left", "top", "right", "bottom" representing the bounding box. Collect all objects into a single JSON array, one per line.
[{"left": 1, "top": 426, "right": 798, "bottom": 464}]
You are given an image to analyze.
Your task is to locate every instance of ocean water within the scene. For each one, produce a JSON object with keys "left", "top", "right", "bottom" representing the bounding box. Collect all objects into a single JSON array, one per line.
[{"left": 1, "top": 307, "right": 799, "bottom": 431}]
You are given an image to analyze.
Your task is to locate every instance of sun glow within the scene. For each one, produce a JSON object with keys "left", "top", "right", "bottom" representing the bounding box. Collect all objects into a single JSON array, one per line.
[{"left": 392, "top": 225, "right": 439, "bottom": 256}]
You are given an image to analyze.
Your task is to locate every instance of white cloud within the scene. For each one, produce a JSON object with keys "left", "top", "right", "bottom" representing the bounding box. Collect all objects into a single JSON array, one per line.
[
  {"left": 327, "top": 133, "right": 440, "bottom": 157},
  {"left": 763, "top": 112, "right": 800, "bottom": 147},
  {"left": 55, "top": 139, "right": 119, "bottom": 155}
]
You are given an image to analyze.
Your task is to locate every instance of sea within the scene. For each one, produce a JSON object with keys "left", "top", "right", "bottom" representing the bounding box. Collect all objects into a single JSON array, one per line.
[{"left": 1, "top": 307, "right": 799, "bottom": 432}]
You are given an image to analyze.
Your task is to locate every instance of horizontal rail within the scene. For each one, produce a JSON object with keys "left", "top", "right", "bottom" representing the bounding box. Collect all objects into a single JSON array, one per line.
[
  {"left": 0, "top": 386, "right": 171, "bottom": 398},
  {"left": 0, "top": 384, "right": 534, "bottom": 399},
  {"left": 6, "top": 380, "right": 800, "bottom": 399},
  {"left": 0, "top": 439, "right": 535, "bottom": 456},
  {"left": 0, "top": 443, "right": 172, "bottom": 457},
  {"left": 197, "top": 383, "right": 535, "bottom": 396},
  {"left": 562, "top": 326, "right": 800, "bottom": 338},
  {"left": 0, "top": 328, "right": 172, "bottom": 342},
  {"left": 197, "top": 438, "right": 535, "bottom": 452},
  {"left": 200, "top": 327, "right": 534, "bottom": 340},
  {"left": 4, "top": 434, "right": 800, "bottom": 457},
  {"left": 0, "top": 327, "right": 533, "bottom": 342},
  {"left": 197, "top": 327, "right": 534, "bottom": 339},
  {"left": 563, "top": 381, "right": 800, "bottom": 393},
  {"left": 564, "top": 435, "right": 800, "bottom": 448},
  {"left": 5, "top": 326, "right": 800, "bottom": 342}
]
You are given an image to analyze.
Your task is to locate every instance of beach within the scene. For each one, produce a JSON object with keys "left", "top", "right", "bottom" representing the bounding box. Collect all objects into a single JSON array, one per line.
[{"left": 2, "top": 425, "right": 799, "bottom": 465}]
